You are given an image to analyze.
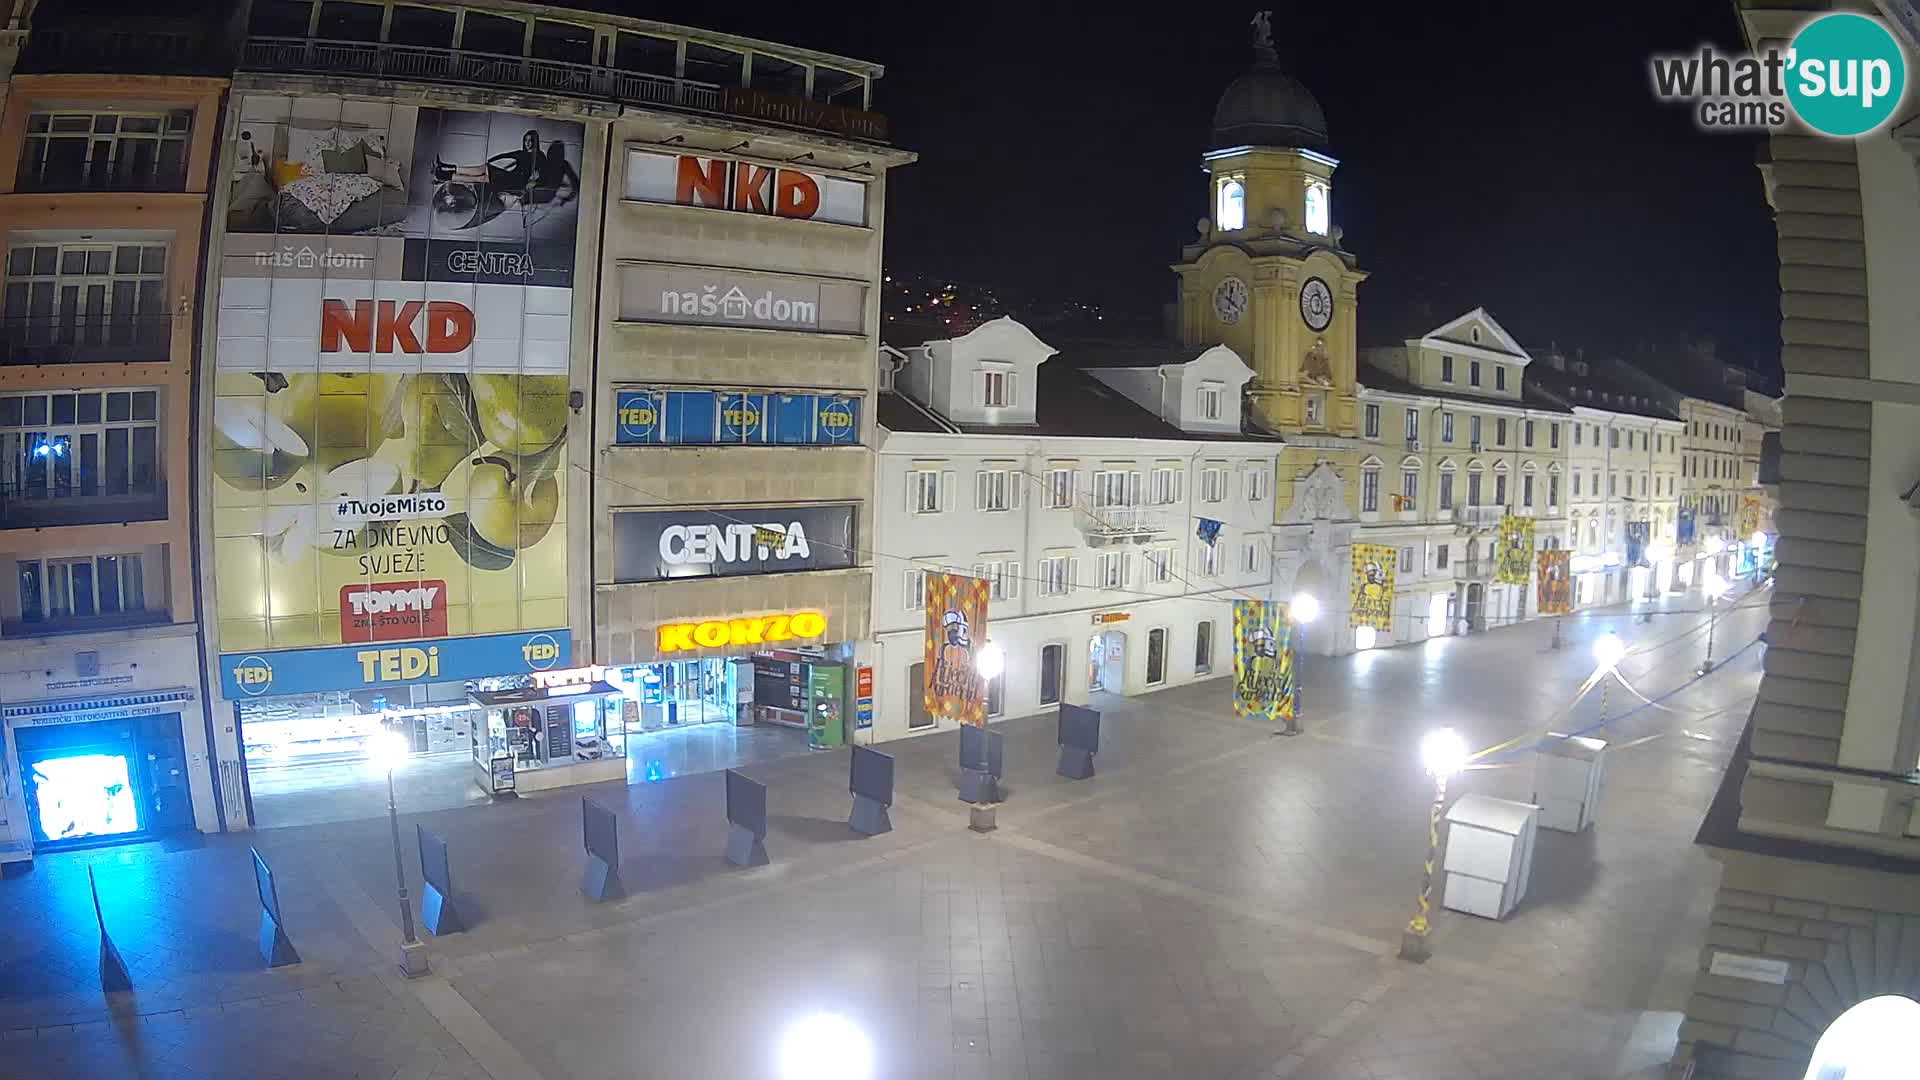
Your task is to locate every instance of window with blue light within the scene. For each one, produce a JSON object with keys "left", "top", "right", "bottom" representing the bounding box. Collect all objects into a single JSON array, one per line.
[
  {"left": 615, "top": 388, "right": 860, "bottom": 446},
  {"left": 0, "top": 389, "right": 159, "bottom": 506}
]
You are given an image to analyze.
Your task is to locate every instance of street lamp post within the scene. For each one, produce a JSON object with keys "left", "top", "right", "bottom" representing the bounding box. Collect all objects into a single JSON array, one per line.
[
  {"left": 1400, "top": 728, "right": 1467, "bottom": 961},
  {"left": 1284, "top": 591, "right": 1319, "bottom": 737},
  {"left": 1592, "top": 631, "right": 1626, "bottom": 727},
  {"left": 370, "top": 732, "right": 429, "bottom": 978},
  {"left": 1700, "top": 572, "right": 1729, "bottom": 675}
]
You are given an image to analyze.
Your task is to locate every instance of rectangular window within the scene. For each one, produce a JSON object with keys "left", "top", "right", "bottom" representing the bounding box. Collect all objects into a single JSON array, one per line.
[
  {"left": 1097, "top": 551, "right": 1127, "bottom": 589},
  {"left": 1494, "top": 474, "right": 1507, "bottom": 505},
  {"left": 1200, "top": 467, "right": 1228, "bottom": 503},
  {"left": 1241, "top": 539, "right": 1261, "bottom": 574},
  {"left": 1468, "top": 472, "right": 1483, "bottom": 506},
  {"left": 1496, "top": 366, "right": 1507, "bottom": 391},
  {"left": 1549, "top": 475, "right": 1560, "bottom": 507},
  {"left": 1436, "top": 544, "right": 1450, "bottom": 569},
  {"left": 0, "top": 389, "right": 161, "bottom": 522},
  {"left": 1304, "top": 391, "right": 1325, "bottom": 427},
  {"left": 1149, "top": 467, "right": 1183, "bottom": 506},
  {"left": 18, "top": 551, "right": 144, "bottom": 625},
  {"left": 1572, "top": 470, "right": 1581, "bottom": 496},
  {"left": 1398, "top": 546, "right": 1415, "bottom": 573},
  {"left": 1496, "top": 418, "right": 1508, "bottom": 446},
  {"left": 5, "top": 242, "right": 170, "bottom": 360},
  {"left": 1194, "top": 621, "right": 1213, "bottom": 674},
  {"left": 981, "top": 369, "right": 1011, "bottom": 408},
  {"left": 1470, "top": 415, "right": 1482, "bottom": 447},
  {"left": 1400, "top": 469, "right": 1418, "bottom": 510},
  {"left": 1044, "top": 467, "right": 1073, "bottom": 509},
  {"left": 903, "top": 566, "right": 929, "bottom": 610},
  {"left": 1551, "top": 423, "right": 1560, "bottom": 449},
  {"left": 1364, "top": 403, "right": 1379, "bottom": 438},
  {"left": 1145, "top": 547, "right": 1173, "bottom": 584},
  {"left": 1146, "top": 628, "right": 1167, "bottom": 686},
  {"left": 1197, "top": 540, "right": 1220, "bottom": 577},
  {"left": 18, "top": 109, "right": 192, "bottom": 193},
  {"left": 1441, "top": 413, "right": 1455, "bottom": 443},
  {"left": 1524, "top": 420, "right": 1535, "bottom": 447},
  {"left": 974, "top": 468, "right": 1021, "bottom": 512},
  {"left": 1522, "top": 474, "right": 1534, "bottom": 507},
  {"left": 1609, "top": 474, "right": 1617, "bottom": 496},
  {"left": 1038, "top": 555, "right": 1074, "bottom": 596},
  {"left": 1574, "top": 424, "right": 1582, "bottom": 447},
  {"left": 1197, "top": 382, "right": 1223, "bottom": 421},
  {"left": 982, "top": 560, "right": 1021, "bottom": 602},
  {"left": 1609, "top": 428, "right": 1619, "bottom": 449},
  {"left": 1244, "top": 468, "right": 1268, "bottom": 502},
  {"left": 1441, "top": 355, "right": 1454, "bottom": 383},
  {"left": 1438, "top": 472, "right": 1454, "bottom": 510},
  {"left": 909, "top": 469, "right": 945, "bottom": 514},
  {"left": 1405, "top": 409, "right": 1419, "bottom": 442},
  {"left": 1469, "top": 359, "right": 1481, "bottom": 387},
  {"left": 1094, "top": 468, "right": 1141, "bottom": 508},
  {"left": 1361, "top": 469, "right": 1379, "bottom": 512}
]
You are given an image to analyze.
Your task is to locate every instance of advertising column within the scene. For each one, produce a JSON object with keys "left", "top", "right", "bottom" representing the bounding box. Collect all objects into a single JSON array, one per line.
[{"left": 207, "top": 96, "right": 585, "bottom": 812}]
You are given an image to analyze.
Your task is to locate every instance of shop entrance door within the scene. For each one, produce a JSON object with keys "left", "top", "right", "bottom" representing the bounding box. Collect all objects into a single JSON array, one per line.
[
  {"left": 14, "top": 712, "right": 189, "bottom": 850},
  {"left": 1088, "top": 631, "right": 1125, "bottom": 693},
  {"left": 1465, "top": 584, "right": 1486, "bottom": 632}
]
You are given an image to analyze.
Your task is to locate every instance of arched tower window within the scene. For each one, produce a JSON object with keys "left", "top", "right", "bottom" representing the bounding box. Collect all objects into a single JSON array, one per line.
[
  {"left": 1304, "top": 181, "right": 1329, "bottom": 235},
  {"left": 1217, "top": 179, "right": 1245, "bottom": 231}
]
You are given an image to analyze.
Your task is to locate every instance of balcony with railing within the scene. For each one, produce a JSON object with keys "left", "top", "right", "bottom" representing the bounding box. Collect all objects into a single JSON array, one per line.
[
  {"left": 15, "top": 148, "right": 189, "bottom": 195},
  {"left": 0, "top": 315, "right": 174, "bottom": 366},
  {"left": 1074, "top": 504, "right": 1170, "bottom": 545},
  {"left": 1452, "top": 505, "right": 1505, "bottom": 529},
  {"left": 1452, "top": 558, "right": 1494, "bottom": 582},
  {"left": 0, "top": 482, "right": 167, "bottom": 531},
  {"left": 15, "top": 22, "right": 236, "bottom": 77},
  {"left": 239, "top": 36, "right": 887, "bottom": 142}
]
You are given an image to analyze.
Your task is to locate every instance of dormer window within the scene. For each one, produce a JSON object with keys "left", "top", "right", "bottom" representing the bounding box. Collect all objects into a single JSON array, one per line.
[
  {"left": 1217, "top": 178, "right": 1245, "bottom": 232},
  {"left": 1470, "top": 327, "right": 1482, "bottom": 343},
  {"left": 981, "top": 366, "right": 1012, "bottom": 408},
  {"left": 1196, "top": 381, "right": 1224, "bottom": 421},
  {"left": 1304, "top": 181, "right": 1329, "bottom": 235}
]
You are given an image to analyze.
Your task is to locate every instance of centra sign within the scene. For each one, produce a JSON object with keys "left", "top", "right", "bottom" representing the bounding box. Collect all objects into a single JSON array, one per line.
[{"left": 657, "top": 611, "right": 827, "bottom": 653}]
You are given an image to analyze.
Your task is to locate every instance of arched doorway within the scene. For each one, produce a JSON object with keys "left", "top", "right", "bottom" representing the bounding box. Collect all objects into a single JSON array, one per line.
[{"left": 1803, "top": 995, "right": 1920, "bottom": 1078}]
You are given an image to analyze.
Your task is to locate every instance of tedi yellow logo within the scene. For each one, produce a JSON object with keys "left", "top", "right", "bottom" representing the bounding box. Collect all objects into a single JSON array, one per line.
[
  {"left": 522, "top": 633, "right": 562, "bottom": 669},
  {"left": 232, "top": 655, "right": 274, "bottom": 696},
  {"left": 356, "top": 645, "right": 441, "bottom": 683}
]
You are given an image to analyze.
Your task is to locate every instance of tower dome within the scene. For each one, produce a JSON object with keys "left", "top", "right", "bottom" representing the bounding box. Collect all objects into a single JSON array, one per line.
[{"left": 1211, "top": 34, "right": 1327, "bottom": 152}]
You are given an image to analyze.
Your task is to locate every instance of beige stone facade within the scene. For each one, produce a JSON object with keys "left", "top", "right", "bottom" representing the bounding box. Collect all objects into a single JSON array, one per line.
[{"left": 1671, "top": 5, "right": 1920, "bottom": 1077}]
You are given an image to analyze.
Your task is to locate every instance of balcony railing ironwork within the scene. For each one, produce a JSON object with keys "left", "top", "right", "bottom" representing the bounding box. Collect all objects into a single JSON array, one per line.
[
  {"left": 239, "top": 37, "right": 879, "bottom": 140},
  {"left": 1074, "top": 504, "right": 1169, "bottom": 543},
  {"left": 0, "top": 315, "right": 173, "bottom": 366},
  {"left": 1451, "top": 505, "right": 1505, "bottom": 529},
  {"left": 15, "top": 155, "right": 188, "bottom": 195},
  {"left": 1452, "top": 559, "right": 1494, "bottom": 581},
  {"left": 0, "top": 484, "right": 167, "bottom": 530}
]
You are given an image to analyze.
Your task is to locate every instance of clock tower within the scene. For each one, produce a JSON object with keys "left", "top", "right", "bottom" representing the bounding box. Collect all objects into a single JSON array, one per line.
[{"left": 1172, "top": 17, "right": 1365, "bottom": 437}]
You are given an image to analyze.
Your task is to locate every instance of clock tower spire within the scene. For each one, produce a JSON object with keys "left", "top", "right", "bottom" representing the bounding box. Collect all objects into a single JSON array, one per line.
[{"left": 1172, "top": 17, "right": 1365, "bottom": 436}]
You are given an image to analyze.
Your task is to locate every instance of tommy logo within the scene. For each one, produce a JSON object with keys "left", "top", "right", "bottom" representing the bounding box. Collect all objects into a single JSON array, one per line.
[
  {"left": 320, "top": 299, "right": 476, "bottom": 354},
  {"left": 339, "top": 580, "right": 449, "bottom": 642}
]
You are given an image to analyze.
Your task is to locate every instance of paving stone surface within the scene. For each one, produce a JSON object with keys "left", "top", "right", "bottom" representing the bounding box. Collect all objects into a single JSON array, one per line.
[{"left": 0, "top": 588, "right": 1771, "bottom": 1079}]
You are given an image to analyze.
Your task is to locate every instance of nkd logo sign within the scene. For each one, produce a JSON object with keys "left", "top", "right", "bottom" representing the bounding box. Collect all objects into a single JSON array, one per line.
[
  {"left": 321, "top": 299, "right": 476, "bottom": 354},
  {"left": 624, "top": 149, "right": 869, "bottom": 227}
]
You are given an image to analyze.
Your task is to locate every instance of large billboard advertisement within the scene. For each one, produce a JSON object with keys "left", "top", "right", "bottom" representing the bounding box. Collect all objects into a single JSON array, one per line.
[
  {"left": 623, "top": 149, "right": 868, "bottom": 226},
  {"left": 211, "top": 95, "right": 582, "bottom": 661},
  {"left": 617, "top": 264, "right": 866, "bottom": 334},
  {"left": 611, "top": 504, "right": 858, "bottom": 584},
  {"left": 923, "top": 571, "right": 988, "bottom": 726}
]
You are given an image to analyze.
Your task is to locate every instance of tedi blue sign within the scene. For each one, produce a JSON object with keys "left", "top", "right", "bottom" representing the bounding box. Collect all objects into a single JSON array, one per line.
[{"left": 219, "top": 630, "right": 568, "bottom": 699}]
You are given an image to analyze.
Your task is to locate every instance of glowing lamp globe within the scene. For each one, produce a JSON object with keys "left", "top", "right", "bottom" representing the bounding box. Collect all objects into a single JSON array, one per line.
[
  {"left": 1419, "top": 728, "right": 1468, "bottom": 778},
  {"left": 778, "top": 1013, "right": 874, "bottom": 1080},
  {"left": 1289, "top": 591, "right": 1321, "bottom": 624},
  {"left": 1592, "top": 632, "right": 1627, "bottom": 670},
  {"left": 974, "top": 641, "right": 1005, "bottom": 680}
]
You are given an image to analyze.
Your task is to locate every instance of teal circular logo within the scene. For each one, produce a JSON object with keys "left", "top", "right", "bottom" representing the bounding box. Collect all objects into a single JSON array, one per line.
[{"left": 1786, "top": 14, "right": 1906, "bottom": 137}]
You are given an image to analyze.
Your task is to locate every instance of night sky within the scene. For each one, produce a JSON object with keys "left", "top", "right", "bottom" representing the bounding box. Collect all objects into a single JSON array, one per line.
[{"left": 599, "top": 2, "right": 1782, "bottom": 375}]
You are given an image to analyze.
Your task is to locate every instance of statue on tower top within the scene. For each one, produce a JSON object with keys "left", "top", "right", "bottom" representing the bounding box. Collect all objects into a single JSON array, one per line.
[{"left": 1250, "top": 10, "right": 1273, "bottom": 50}]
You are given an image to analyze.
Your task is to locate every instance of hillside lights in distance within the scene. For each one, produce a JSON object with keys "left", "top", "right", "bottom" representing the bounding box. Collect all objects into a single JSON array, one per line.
[
  {"left": 1289, "top": 591, "right": 1321, "bottom": 624},
  {"left": 975, "top": 641, "right": 1004, "bottom": 680},
  {"left": 1419, "top": 728, "right": 1468, "bottom": 779},
  {"left": 1592, "top": 632, "right": 1627, "bottom": 671},
  {"left": 778, "top": 1013, "right": 874, "bottom": 1080}
]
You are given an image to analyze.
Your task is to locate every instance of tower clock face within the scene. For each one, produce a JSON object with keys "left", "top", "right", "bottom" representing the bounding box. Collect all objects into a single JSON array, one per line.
[
  {"left": 1212, "top": 276, "right": 1249, "bottom": 324},
  {"left": 1299, "top": 277, "right": 1334, "bottom": 332}
]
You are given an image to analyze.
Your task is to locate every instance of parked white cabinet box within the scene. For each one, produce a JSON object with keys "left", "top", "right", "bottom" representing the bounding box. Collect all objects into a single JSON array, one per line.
[
  {"left": 1442, "top": 794, "right": 1539, "bottom": 920},
  {"left": 1531, "top": 733, "right": 1607, "bottom": 833}
]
